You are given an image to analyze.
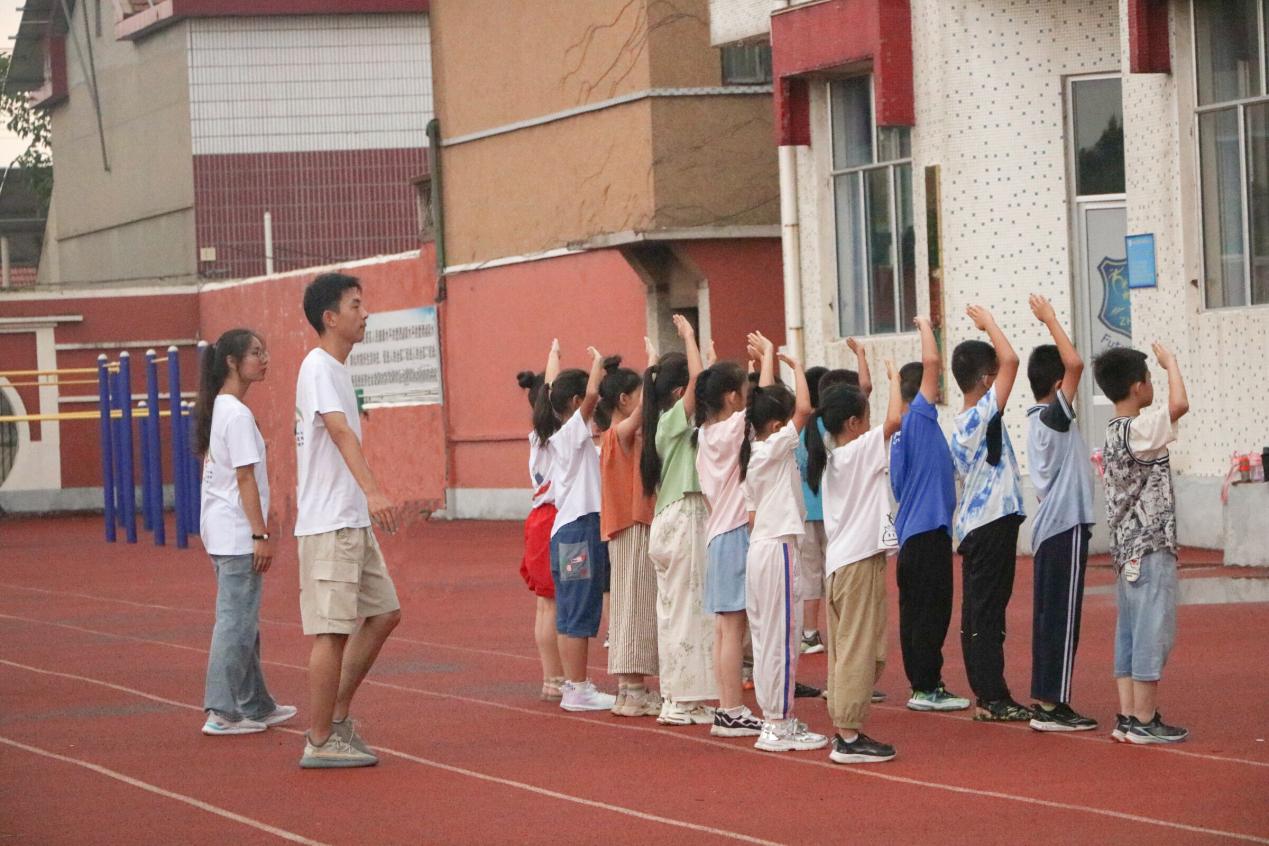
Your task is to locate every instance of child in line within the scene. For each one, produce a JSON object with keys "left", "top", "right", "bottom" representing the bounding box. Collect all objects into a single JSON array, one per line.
[
  {"left": 891, "top": 316, "right": 969, "bottom": 712},
  {"left": 643, "top": 315, "right": 717, "bottom": 725},
  {"left": 949, "top": 305, "right": 1030, "bottom": 722},
  {"left": 597, "top": 348, "right": 662, "bottom": 718},
  {"left": 1024, "top": 294, "right": 1098, "bottom": 732},
  {"left": 741, "top": 333, "right": 827, "bottom": 753},
  {"left": 1093, "top": 343, "right": 1190, "bottom": 744},
  {"left": 536, "top": 342, "right": 615, "bottom": 712},
  {"left": 696, "top": 346, "right": 763, "bottom": 738},
  {"left": 806, "top": 358, "right": 903, "bottom": 764},
  {"left": 517, "top": 365, "right": 565, "bottom": 701}
]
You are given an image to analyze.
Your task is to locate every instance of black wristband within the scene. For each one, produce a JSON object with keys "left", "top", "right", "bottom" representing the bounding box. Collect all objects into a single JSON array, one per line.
[{"left": 252, "top": 533, "right": 269, "bottom": 541}]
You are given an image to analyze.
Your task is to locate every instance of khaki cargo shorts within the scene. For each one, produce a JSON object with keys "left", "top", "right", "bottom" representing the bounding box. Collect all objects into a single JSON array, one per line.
[{"left": 298, "top": 526, "right": 400, "bottom": 635}]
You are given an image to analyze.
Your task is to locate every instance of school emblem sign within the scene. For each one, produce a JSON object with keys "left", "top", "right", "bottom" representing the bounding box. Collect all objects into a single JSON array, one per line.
[{"left": 1097, "top": 256, "right": 1132, "bottom": 339}]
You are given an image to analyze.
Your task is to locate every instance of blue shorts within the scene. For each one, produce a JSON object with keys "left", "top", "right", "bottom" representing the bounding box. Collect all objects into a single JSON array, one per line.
[
  {"left": 706, "top": 524, "right": 749, "bottom": 614},
  {"left": 550, "top": 513, "right": 610, "bottom": 638},
  {"left": 1113, "top": 549, "right": 1177, "bottom": 681}
]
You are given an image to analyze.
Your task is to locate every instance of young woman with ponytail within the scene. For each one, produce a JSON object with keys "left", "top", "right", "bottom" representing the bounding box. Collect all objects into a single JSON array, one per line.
[
  {"left": 516, "top": 363, "right": 565, "bottom": 702},
  {"left": 641, "top": 314, "right": 717, "bottom": 726},
  {"left": 596, "top": 343, "right": 661, "bottom": 717},
  {"left": 195, "top": 329, "right": 295, "bottom": 736}
]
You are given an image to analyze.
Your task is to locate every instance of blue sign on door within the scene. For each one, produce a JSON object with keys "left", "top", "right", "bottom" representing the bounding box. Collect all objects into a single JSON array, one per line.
[{"left": 1125, "top": 233, "right": 1157, "bottom": 289}]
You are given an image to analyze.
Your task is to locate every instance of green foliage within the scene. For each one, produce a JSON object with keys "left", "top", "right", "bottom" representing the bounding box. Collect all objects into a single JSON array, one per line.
[{"left": 0, "top": 52, "right": 53, "bottom": 202}]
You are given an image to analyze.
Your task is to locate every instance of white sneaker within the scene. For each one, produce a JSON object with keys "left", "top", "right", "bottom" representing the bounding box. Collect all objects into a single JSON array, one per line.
[
  {"left": 202, "top": 714, "right": 267, "bottom": 736},
  {"left": 560, "top": 680, "right": 617, "bottom": 712},
  {"left": 656, "top": 699, "right": 715, "bottom": 726},
  {"left": 258, "top": 704, "right": 298, "bottom": 726},
  {"left": 754, "top": 717, "right": 829, "bottom": 752}
]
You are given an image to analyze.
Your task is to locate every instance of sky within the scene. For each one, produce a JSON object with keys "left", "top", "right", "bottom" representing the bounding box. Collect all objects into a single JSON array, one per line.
[{"left": 0, "top": 5, "right": 36, "bottom": 165}]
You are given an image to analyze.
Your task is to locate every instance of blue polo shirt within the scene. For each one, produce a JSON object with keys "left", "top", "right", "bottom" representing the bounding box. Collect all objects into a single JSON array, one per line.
[
  {"left": 795, "top": 419, "right": 828, "bottom": 522},
  {"left": 890, "top": 394, "right": 957, "bottom": 545}
]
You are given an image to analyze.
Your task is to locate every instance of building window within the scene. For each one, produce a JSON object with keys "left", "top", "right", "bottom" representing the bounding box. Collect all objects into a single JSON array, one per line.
[
  {"left": 1194, "top": 0, "right": 1269, "bottom": 307},
  {"left": 721, "top": 44, "right": 772, "bottom": 85},
  {"left": 829, "top": 76, "right": 915, "bottom": 336}
]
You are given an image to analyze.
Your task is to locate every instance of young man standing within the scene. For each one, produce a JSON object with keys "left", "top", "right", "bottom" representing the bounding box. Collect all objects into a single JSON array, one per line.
[{"left": 295, "top": 272, "right": 402, "bottom": 768}]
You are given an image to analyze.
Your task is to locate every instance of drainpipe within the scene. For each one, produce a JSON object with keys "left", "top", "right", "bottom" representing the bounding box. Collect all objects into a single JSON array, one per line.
[
  {"left": 778, "top": 145, "right": 804, "bottom": 361},
  {"left": 427, "top": 118, "right": 447, "bottom": 302}
]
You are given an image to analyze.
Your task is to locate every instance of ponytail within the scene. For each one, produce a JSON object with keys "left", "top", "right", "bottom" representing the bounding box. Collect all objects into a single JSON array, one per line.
[
  {"left": 692, "top": 361, "right": 746, "bottom": 448},
  {"left": 639, "top": 351, "right": 690, "bottom": 496},
  {"left": 517, "top": 370, "right": 545, "bottom": 410},
  {"left": 740, "top": 382, "right": 795, "bottom": 482},
  {"left": 534, "top": 368, "right": 589, "bottom": 445},
  {"left": 804, "top": 409, "right": 828, "bottom": 493},
  {"left": 806, "top": 384, "right": 869, "bottom": 493},
  {"left": 690, "top": 368, "right": 712, "bottom": 447},
  {"left": 596, "top": 355, "right": 640, "bottom": 433},
  {"left": 531, "top": 378, "right": 560, "bottom": 445},
  {"left": 194, "top": 328, "right": 257, "bottom": 456}
]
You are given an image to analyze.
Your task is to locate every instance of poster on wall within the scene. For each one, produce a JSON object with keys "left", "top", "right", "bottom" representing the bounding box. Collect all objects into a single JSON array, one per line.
[{"left": 347, "top": 306, "right": 443, "bottom": 407}]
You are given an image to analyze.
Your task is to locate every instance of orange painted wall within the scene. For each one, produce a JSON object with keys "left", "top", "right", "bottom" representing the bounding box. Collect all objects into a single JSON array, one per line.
[{"left": 682, "top": 238, "right": 786, "bottom": 362}]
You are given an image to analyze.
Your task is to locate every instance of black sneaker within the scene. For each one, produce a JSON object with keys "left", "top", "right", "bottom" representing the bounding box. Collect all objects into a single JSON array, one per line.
[
  {"left": 828, "top": 732, "right": 896, "bottom": 764},
  {"left": 870, "top": 689, "right": 887, "bottom": 703},
  {"left": 974, "top": 697, "right": 1032, "bottom": 722},
  {"left": 1111, "top": 713, "right": 1131, "bottom": 743},
  {"left": 709, "top": 706, "right": 763, "bottom": 738},
  {"left": 794, "top": 682, "right": 822, "bottom": 699},
  {"left": 1029, "top": 703, "right": 1098, "bottom": 732},
  {"left": 1126, "top": 712, "right": 1189, "bottom": 745}
]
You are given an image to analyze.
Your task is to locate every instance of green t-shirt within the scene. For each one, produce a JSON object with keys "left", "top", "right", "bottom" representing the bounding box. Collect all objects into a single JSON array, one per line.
[{"left": 654, "top": 397, "right": 701, "bottom": 514}]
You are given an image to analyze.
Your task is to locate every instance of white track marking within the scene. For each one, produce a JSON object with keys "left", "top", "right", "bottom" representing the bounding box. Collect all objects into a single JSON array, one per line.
[{"left": 0, "top": 734, "right": 332, "bottom": 846}]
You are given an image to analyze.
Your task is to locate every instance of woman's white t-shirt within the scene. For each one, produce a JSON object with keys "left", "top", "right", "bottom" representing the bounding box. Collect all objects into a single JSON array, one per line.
[
  {"left": 743, "top": 420, "right": 806, "bottom": 543},
  {"left": 294, "top": 348, "right": 370, "bottom": 536},
  {"left": 548, "top": 410, "right": 601, "bottom": 536},
  {"left": 200, "top": 394, "right": 269, "bottom": 556},
  {"left": 823, "top": 425, "right": 896, "bottom": 577}
]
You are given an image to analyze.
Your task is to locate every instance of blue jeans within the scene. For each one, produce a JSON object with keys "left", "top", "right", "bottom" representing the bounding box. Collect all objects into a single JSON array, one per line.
[{"left": 203, "top": 554, "right": 276, "bottom": 721}]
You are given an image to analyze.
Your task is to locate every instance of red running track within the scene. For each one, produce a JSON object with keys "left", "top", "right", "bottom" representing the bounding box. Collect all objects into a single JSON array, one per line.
[{"left": 0, "top": 515, "right": 1266, "bottom": 845}]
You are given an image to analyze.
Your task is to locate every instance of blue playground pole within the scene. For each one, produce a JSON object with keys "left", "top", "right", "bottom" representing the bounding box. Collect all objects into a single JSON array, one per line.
[
  {"left": 185, "top": 402, "right": 201, "bottom": 536},
  {"left": 146, "top": 349, "right": 165, "bottom": 546},
  {"left": 138, "top": 403, "right": 152, "bottom": 532},
  {"left": 168, "top": 346, "right": 188, "bottom": 549},
  {"left": 97, "top": 355, "right": 116, "bottom": 543},
  {"left": 190, "top": 341, "right": 209, "bottom": 536},
  {"left": 118, "top": 352, "right": 137, "bottom": 543},
  {"left": 110, "top": 369, "right": 127, "bottom": 527}
]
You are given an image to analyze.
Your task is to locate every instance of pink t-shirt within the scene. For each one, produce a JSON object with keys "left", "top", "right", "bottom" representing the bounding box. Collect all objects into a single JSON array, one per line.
[{"left": 695, "top": 410, "right": 749, "bottom": 542}]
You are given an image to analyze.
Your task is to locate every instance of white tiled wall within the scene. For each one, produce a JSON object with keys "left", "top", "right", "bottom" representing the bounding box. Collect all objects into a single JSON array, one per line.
[
  {"left": 187, "top": 14, "right": 432, "bottom": 155},
  {"left": 708, "top": 0, "right": 777, "bottom": 46}
]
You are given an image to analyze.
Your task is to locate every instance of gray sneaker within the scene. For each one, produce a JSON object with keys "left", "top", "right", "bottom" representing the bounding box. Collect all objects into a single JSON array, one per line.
[
  {"left": 300, "top": 731, "right": 378, "bottom": 769},
  {"left": 331, "top": 717, "right": 375, "bottom": 757}
]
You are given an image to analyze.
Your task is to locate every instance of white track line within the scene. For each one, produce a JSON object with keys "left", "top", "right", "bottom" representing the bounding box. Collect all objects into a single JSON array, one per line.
[
  {"left": 2, "top": 616, "right": 1267, "bottom": 844},
  {"left": 4, "top": 583, "right": 1265, "bottom": 771},
  {"left": 0, "top": 659, "right": 784, "bottom": 846},
  {"left": 0, "top": 734, "right": 332, "bottom": 846}
]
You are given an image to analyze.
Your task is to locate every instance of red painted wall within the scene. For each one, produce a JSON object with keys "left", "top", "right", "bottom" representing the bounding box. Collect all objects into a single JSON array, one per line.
[{"left": 680, "top": 238, "right": 785, "bottom": 363}]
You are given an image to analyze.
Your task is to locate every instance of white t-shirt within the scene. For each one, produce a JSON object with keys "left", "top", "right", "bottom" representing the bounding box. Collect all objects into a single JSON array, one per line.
[
  {"left": 696, "top": 411, "right": 749, "bottom": 541},
  {"left": 200, "top": 394, "right": 269, "bottom": 556},
  {"left": 743, "top": 421, "right": 806, "bottom": 543},
  {"left": 528, "top": 432, "right": 556, "bottom": 509},
  {"left": 548, "top": 410, "right": 602, "bottom": 536},
  {"left": 294, "top": 348, "right": 370, "bottom": 537},
  {"left": 823, "top": 425, "right": 896, "bottom": 576}
]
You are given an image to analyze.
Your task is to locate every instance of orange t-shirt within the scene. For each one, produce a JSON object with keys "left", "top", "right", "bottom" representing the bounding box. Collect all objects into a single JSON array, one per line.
[{"left": 600, "top": 426, "right": 655, "bottom": 541}]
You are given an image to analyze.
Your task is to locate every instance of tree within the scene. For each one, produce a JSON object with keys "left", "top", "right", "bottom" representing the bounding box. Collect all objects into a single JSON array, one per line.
[{"left": 0, "top": 51, "right": 53, "bottom": 202}]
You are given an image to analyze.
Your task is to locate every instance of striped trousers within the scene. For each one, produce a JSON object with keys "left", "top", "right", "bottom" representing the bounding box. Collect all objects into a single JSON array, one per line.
[
  {"left": 1030, "top": 524, "right": 1092, "bottom": 704},
  {"left": 607, "top": 523, "right": 659, "bottom": 676},
  {"left": 746, "top": 535, "right": 802, "bottom": 721}
]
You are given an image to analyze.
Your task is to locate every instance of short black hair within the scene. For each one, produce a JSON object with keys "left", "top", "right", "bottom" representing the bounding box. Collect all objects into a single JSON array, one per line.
[
  {"left": 951, "top": 340, "right": 997, "bottom": 393},
  {"left": 818, "top": 368, "right": 859, "bottom": 397},
  {"left": 303, "top": 272, "right": 362, "bottom": 334},
  {"left": 1028, "top": 344, "right": 1064, "bottom": 401},
  {"left": 899, "top": 362, "right": 923, "bottom": 403},
  {"left": 805, "top": 366, "right": 829, "bottom": 408},
  {"left": 1093, "top": 346, "right": 1149, "bottom": 402}
]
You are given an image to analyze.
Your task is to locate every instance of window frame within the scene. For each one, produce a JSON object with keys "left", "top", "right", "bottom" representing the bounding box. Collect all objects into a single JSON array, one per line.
[
  {"left": 1191, "top": 0, "right": 1269, "bottom": 310},
  {"left": 827, "top": 75, "right": 915, "bottom": 337}
]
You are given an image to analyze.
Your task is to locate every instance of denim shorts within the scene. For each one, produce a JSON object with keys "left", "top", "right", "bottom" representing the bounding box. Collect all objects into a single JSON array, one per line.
[
  {"left": 705, "top": 524, "right": 749, "bottom": 614},
  {"left": 1113, "top": 549, "right": 1178, "bottom": 681},
  {"left": 550, "top": 512, "right": 610, "bottom": 638}
]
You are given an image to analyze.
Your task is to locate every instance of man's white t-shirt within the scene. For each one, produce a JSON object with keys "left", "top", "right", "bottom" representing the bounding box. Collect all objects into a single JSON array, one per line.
[
  {"left": 548, "top": 410, "right": 602, "bottom": 536},
  {"left": 823, "top": 425, "right": 896, "bottom": 577},
  {"left": 294, "top": 348, "right": 370, "bottom": 537},
  {"left": 743, "top": 421, "right": 806, "bottom": 543},
  {"left": 200, "top": 394, "right": 269, "bottom": 556}
]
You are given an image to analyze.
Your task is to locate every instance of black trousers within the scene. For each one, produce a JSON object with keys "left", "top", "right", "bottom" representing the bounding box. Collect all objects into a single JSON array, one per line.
[
  {"left": 896, "top": 529, "right": 954, "bottom": 693},
  {"left": 1031, "top": 524, "right": 1091, "bottom": 704},
  {"left": 957, "top": 514, "right": 1024, "bottom": 703}
]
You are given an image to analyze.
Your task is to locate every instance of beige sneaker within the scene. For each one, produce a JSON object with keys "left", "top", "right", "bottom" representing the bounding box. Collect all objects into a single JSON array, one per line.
[
  {"left": 300, "top": 731, "right": 378, "bottom": 769},
  {"left": 614, "top": 687, "right": 662, "bottom": 718},
  {"left": 541, "top": 677, "right": 564, "bottom": 702},
  {"left": 331, "top": 717, "right": 375, "bottom": 757},
  {"left": 610, "top": 685, "right": 629, "bottom": 715}
]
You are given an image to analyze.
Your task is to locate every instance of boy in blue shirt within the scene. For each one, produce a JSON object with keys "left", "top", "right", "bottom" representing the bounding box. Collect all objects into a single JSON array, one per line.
[
  {"left": 891, "top": 315, "right": 969, "bottom": 712},
  {"left": 1024, "top": 294, "right": 1098, "bottom": 732},
  {"left": 949, "top": 305, "right": 1029, "bottom": 722}
]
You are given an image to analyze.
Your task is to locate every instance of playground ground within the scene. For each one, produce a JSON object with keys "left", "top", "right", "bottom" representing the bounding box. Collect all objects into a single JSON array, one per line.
[{"left": 0, "top": 514, "right": 1266, "bottom": 845}]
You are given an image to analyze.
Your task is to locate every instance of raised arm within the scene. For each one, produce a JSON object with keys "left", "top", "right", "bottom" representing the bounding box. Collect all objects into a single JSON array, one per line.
[
  {"left": 847, "top": 337, "right": 872, "bottom": 396},
  {"left": 780, "top": 352, "right": 813, "bottom": 431},
  {"left": 545, "top": 338, "right": 561, "bottom": 385},
  {"left": 581, "top": 346, "right": 603, "bottom": 422},
  {"left": 703, "top": 338, "right": 717, "bottom": 369},
  {"left": 1030, "top": 294, "right": 1083, "bottom": 404},
  {"left": 967, "top": 304, "right": 1019, "bottom": 411},
  {"left": 914, "top": 315, "right": 941, "bottom": 403},
  {"left": 1152, "top": 342, "right": 1190, "bottom": 422},
  {"left": 322, "top": 410, "right": 397, "bottom": 533},
  {"left": 645, "top": 335, "right": 659, "bottom": 370},
  {"left": 675, "top": 314, "right": 703, "bottom": 420},
  {"left": 883, "top": 360, "right": 903, "bottom": 439},
  {"left": 748, "top": 331, "right": 776, "bottom": 387}
]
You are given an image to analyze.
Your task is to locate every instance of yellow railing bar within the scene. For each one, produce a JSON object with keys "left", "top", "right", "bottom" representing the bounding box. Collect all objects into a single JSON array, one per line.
[
  {"left": 2, "top": 379, "right": 103, "bottom": 387},
  {"left": 0, "top": 410, "right": 175, "bottom": 423},
  {"left": 0, "top": 367, "right": 115, "bottom": 377}
]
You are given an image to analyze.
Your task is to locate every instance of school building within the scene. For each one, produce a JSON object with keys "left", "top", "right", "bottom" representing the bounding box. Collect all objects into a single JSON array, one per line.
[{"left": 709, "top": 0, "right": 1269, "bottom": 552}]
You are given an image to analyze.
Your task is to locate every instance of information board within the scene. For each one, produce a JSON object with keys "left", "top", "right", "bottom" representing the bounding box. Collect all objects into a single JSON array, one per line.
[{"left": 346, "top": 306, "right": 443, "bottom": 406}]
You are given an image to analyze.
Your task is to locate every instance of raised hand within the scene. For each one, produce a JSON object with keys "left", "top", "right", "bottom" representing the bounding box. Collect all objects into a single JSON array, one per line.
[
  {"left": 884, "top": 359, "right": 898, "bottom": 380},
  {"left": 704, "top": 338, "right": 717, "bottom": 368},
  {"left": 913, "top": 315, "right": 931, "bottom": 329},
  {"left": 587, "top": 345, "right": 603, "bottom": 364},
  {"left": 1152, "top": 341, "right": 1176, "bottom": 370},
  {"left": 777, "top": 352, "right": 800, "bottom": 369},
  {"left": 672, "top": 314, "right": 695, "bottom": 340},
  {"left": 846, "top": 337, "right": 863, "bottom": 355},
  {"left": 966, "top": 304, "right": 994, "bottom": 331},
  {"left": 644, "top": 335, "right": 658, "bottom": 367},
  {"left": 1029, "top": 293, "right": 1056, "bottom": 324}
]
